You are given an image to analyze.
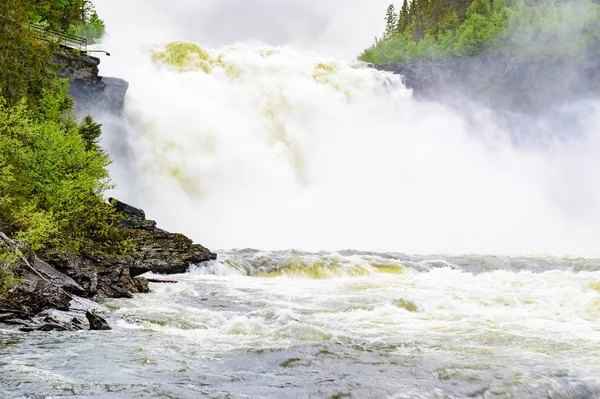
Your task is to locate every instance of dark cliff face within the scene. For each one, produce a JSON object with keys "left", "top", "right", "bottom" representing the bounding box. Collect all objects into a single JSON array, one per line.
[
  {"left": 375, "top": 52, "right": 600, "bottom": 114},
  {"left": 52, "top": 51, "right": 129, "bottom": 116}
]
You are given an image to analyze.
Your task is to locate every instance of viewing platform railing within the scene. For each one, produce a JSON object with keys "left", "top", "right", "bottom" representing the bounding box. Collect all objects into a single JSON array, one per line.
[{"left": 30, "top": 24, "right": 88, "bottom": 52}]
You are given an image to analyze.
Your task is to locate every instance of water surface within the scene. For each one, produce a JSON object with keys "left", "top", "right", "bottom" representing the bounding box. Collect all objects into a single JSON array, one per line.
[{"left": 2, "top": 251, "right": 600, "bottom": 398}]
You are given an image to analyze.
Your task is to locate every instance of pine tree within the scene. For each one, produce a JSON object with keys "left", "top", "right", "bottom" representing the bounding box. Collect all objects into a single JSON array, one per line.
[
  {"left": 409, "top": 0, "right": 418, "bottom": 31},
  {"left": 385, "top": 4, "right": 398, "bottom": 38},
  {"left": 398, "top": 0, "right": 410, "bottom": 32},
  {"left": 467, "top": 0, "right": 492, "bottom": 17},
  {"left": 79, "top": 115, "right": 103, "bottom": 152}
]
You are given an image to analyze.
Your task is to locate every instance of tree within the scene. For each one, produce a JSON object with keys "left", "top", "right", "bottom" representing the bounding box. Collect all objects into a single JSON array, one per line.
[
  {"left": 385, "top": 4, "right": 398, "bottom": 38},
  {"left": 467, "top": 0, "right": 493, "bottom": 17},
  {"left": 412, "top": 0, "right": 429, "bottom": 40},
  {"left": 66, "top": 2, "right": 106, "bottom": 43},
  {"left": 79, "top": 115, "right": 103, "bottom": 151},
  {"left": 0, "top": 93, "right": 129, "bottom": 255},
  {"left": 398, "top": 0, "right": 410, "bottom": 33},
  {"left": 0, "top": 0, "right": 58, "bottom": 107},
  {"left": 359, "top": 0, "right": 600, "bottom": 64},
  {"left": 80, "top": 0, "right": 96, "bottom": 22}
]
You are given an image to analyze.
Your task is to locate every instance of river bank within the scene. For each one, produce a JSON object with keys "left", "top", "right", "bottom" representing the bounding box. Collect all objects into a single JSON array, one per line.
[
  {"left": 0, "top": 199, "right": 216, "bottom": 331},
  {"left": 0, "top": 50, "right": 218, "bottom": 331}
]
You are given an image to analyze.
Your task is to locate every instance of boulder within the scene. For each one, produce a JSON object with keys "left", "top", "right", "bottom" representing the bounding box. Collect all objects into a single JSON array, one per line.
[
  {"left": 20, "top": 323, "right": 70, "bottom": 332},
  {"left": 86, "top": 311, "right": 111, "bottom": 331},
  {"left": 32, "top": 259, "right": 84, "bottom": 295},
  {"left": 16, "top": 311, "right": 88, "bottom": 332},
  {"left": 0, "top": 273, "right": 72, "bottom": 317}
]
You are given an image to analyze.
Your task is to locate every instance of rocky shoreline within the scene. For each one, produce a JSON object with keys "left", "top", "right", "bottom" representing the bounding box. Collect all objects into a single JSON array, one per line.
[{"left": 0, "top": 200, "right": 216, "bottom": 332}]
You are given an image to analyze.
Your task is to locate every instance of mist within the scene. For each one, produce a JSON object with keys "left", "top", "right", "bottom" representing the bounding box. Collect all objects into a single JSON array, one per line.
[{"left": 88, "top": 1, "right": 600, "bottom": 257}]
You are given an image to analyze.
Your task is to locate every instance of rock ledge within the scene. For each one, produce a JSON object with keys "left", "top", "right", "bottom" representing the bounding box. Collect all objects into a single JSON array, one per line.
[{"left": 0, "top": 200, "right": 216, "bottom": 331}]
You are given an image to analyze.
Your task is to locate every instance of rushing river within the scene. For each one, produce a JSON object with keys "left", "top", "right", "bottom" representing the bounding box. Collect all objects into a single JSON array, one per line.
[{"left": 2, "top": 251, "right": 600, "bottom": 398}]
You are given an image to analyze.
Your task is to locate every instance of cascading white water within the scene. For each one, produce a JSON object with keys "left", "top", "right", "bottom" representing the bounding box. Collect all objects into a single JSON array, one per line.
[{"left": 97, "top": 40, "right": 600, "bottom": 256}]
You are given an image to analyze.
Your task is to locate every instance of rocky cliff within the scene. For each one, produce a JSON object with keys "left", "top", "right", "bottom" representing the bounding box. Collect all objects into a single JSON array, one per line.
[
  {"left": 52, "top": 51, "right": 128, "bottom": 115},
  {"left": 375, "top": 52, "right": 600, "bottom": 113}
]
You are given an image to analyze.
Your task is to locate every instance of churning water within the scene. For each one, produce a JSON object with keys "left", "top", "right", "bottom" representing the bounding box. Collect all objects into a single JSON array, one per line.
[
  {"left": 2, "top": 252, "right": 600, "bottom": 398},
  {"left": 96, "top": 41, "right": 600, "bottom": 256}
]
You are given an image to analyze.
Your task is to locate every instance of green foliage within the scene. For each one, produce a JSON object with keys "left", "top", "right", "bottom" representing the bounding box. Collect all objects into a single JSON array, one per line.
[
  {"left": 66, "top": 10, "right": 106, "bottom": 44},
  {"left": 0, "top": 0, "right": 124, "bottom": 294},
  {"left": 0, "top": 92, "right": 130, "bottom": 256},
  {"left": 79, "top": 115, "right": 103, "bottom": 151},
  {"left": 28, "top": 0, "right": 106, "bottom": 43},
  {"left": 87, "top": 10, "right": 106, "bottom": 41},
  {"left": 359, "top": 0, "right": 600, "bottom": 63},
  {"left": 398, "top": 0, "right": 410, "bottom": 32},
  {"left": 0, "top": 247, "right": 21, "bottom": 295},
  {"left": 0, "top": 0, "right": 58, "bottom": 107}
]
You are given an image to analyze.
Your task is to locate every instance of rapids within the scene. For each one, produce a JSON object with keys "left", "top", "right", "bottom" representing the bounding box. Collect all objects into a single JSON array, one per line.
[{"left": 2, "top": 253, "right": 600, "bottom": 398}]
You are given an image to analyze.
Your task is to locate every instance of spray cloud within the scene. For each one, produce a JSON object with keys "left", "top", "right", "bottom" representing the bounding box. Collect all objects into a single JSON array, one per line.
[{"left": 90, "top": 0, "right": 600, "bottom": 256}]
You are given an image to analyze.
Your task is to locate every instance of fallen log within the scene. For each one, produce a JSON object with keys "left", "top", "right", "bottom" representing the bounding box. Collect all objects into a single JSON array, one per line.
[{"left": 147, "top": 278, "right": 178, "bottom": 284}]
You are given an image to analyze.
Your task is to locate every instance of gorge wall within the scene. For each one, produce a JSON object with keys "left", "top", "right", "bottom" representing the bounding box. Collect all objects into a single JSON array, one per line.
[
  {"left": 52, "top": 51, "right": 129, "bottom": 116},
  {"left": 374, "top": 51, "right": 600, "bottom": 114}
]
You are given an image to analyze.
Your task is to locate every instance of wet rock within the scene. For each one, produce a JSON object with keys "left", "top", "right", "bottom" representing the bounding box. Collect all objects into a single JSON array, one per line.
[
  {"left": 32, "top": 259, "right": 84, "bottom": 295},
  {"left": 43, "top": 315, "right": 59, "bottom": 324},
  {"left": 0, "top": 313, "right": 15, "bottom": 322},
  {"left": 0, "top": 273, "right": 72, "bottom": 317},
  {"left": 44, "top": 250, "right": 150, "bottom": 299},
  {"left": 27, "top": 309, "right": 89, "bottom": 332},
  {"left": 20, "top": 323, "right": 69, "bottom": 332},
  {"left": 112, "top": 200, "right": 146, "bottom": 229},
  {"left": 0, "top": 308, "right": 27, "bottom": 322},
  {"left": 1, "top": 319, "right": 30, "bottom": 327},
  {"left": 0, "top": 235, "right": 83, "bottom": 321},
  {"left": 69, "top": 295, "right": 109, "bottom": 314},
  {"left": 110, "top": 198, "right": 217, "bottom": 276},
  {"left": 1, "top": 194, "right": 215, "bottom": 331},
  {"left": 70, "top": 317, "right": 85, "bottom": 330},
  {"left": 86, "top": 311, "right": 111, "bottom": 331},
  {"left": 374, "top": 52, "right": 600, "bottom": 114},
  {"left": 51, "top": 51, "right": 129, "bottom": 116},
  {"left": 133, "top": 277, "right": 150, "bottom": 292}
]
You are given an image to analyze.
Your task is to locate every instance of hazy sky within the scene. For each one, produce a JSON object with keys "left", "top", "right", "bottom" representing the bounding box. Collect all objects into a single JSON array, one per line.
[{"left": 94, "top": 0, "right": 392, "bottom": 59}]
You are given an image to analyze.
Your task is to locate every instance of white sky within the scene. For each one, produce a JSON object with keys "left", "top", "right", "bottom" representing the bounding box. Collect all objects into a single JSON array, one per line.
[{"left": 94, "top": 0, "right": 393, "bottom": 60}]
